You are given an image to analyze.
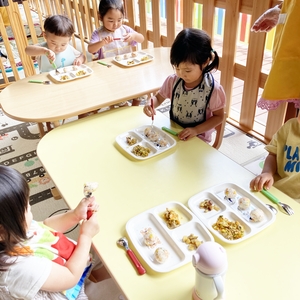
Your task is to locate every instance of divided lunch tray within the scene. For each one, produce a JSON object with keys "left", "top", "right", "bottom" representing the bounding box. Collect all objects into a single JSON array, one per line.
[
  {"left": 126, "top": 201, "right": 214, "bottom": 273},
  {"left": 188, "top": 183, "right": 276, "bottom": 244},
  {"left": 48, "top": 64, "right": 93, "bottom": 82},
  {"left": 113, "top": 51, "right": 153, "bottom": 67},
  {"left": 115, "top": 125, "right": 176, "bottom": 160}
]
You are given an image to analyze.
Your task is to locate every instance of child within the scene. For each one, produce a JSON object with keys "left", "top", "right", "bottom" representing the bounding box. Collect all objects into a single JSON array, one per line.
[
  {"left": 88, "top": 0, "right": 144, "bottom": 107},
  {"left": 143, "top": 28, "right": 226, "bottom": 143},
  {"left": 0, "top": 165, "right": 123, "bottom": 300},
  {"left": 25, "top": 14, "right": 86, "bottom": 73},
  {"left": 250, "top": 115, "right": 300, "bottom": 202}
]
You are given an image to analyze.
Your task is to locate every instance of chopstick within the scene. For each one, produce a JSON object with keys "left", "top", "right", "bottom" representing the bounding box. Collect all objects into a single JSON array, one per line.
[{"left": 151, "top": 98, "right": 154, "bottom": 126}]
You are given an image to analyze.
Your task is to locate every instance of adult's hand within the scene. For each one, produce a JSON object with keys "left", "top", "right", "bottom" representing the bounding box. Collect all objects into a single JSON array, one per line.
[{"left": 251, "top": 5, "right": 281, "bottom": 32}]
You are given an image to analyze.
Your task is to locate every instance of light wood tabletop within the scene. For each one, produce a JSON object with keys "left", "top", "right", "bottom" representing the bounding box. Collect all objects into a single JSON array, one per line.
[
  {"left": 37, "top": 107, "right": 300, "bottom": 300},
  {"left": 0, "top": 47, "right": 172, "bottom": 134}
]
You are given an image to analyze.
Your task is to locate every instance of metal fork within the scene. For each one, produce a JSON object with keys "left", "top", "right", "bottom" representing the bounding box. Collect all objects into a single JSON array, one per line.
[{"left": 261, "top": 189, "right": 294, "bottom": 216}]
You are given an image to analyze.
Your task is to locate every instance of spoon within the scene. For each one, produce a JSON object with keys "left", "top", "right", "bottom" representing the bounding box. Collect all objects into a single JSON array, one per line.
[
  {"left": 261, "top": 189, "right": 294, "bottom": 216},
  {"left": 97, "top": 61, "right": 112, "bottom": 68},
  {"left": 83, "top": 182, "right": 98, "bottom": 219},
  {"left": 28, "top": 80, "right": 51, "bottom": 85},
  {"left": 265, "top": 204, "right": 277, "bottom": 215},
  {"left": 117, "top": 237, "right": 146, "bottom": 275}
]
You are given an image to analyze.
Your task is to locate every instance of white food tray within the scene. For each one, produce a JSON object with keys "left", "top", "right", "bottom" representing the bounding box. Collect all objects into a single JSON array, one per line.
[
  {"left": 188, "top": 183, "right": 276, "bottom": 244},
  {"left": 49, "top": 64, "right": 93, "bottom": 82},
  {"left": 113, "top": 51, "right": 153, "bottom": 67},
  {"left": 115, "top": 125, "right": 176, "bottom": 160},
  {"left": 126, "top": 201, "right": 214, "bottom": 273}
]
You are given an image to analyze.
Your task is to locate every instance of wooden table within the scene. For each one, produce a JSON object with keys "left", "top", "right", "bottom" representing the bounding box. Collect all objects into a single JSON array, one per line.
[
  {"left": 37, "top": 107, "right": 300, "bottom": 300},
  {"left": 0, "top": 47, "right": 172, "bottom": 136}
]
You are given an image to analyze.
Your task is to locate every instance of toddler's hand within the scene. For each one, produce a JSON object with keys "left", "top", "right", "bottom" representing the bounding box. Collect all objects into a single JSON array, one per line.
[
  {"left": 143, "top": 104, "right": 156, "bottom": 118},
  {"left": 45, "top": 49, "right": 56, "bottom": 64},
  {"left": 123, "top": 33, "right": 135, "bottom": 43},
  {"left": 250, "top": 173, "right": 274, "bottom": 192},
  {"left": 80, "top": 211, "right": 100, "bottom": 238},
  {"left": 73, "top": 57, "right": 83, "bottom": 66},
  {"left": 102, "top": 36, "right": 114, "bottom": 44},
  {"left": 74, "top": 196, "right": 99, "bottom": 221},
  {"left": 178, "top": 127, "right": 198, "bottom": 141}
]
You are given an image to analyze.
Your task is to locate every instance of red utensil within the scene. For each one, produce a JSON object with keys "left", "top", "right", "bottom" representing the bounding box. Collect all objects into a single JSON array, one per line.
[{"left": 117, "top": 237, "right": 146, "bottom": 275}]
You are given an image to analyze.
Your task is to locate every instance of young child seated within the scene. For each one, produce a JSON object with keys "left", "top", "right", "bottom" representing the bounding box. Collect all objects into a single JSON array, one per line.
[
  {"left": 0, "top": 165, "right": 123, "bottom": 299},
  {"left": 250, "top": 114, "right": 300, "bottom": 202},
  {"left": 25, "top": 14, "right": 86, "bottom": 72}
]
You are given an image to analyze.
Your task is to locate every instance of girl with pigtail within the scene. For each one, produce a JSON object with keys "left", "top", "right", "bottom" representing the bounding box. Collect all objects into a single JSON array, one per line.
[{"left": 143, "top": 28, "right": 226, "bottom": 143}]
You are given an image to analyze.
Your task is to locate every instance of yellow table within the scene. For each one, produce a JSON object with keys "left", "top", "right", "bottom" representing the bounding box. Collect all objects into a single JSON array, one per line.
[
  {"left": 37, "top": 107, "right": 300, "bottom": 300},
  {"left": 0, "top": 47, "right": 172, "bottom": 135}
]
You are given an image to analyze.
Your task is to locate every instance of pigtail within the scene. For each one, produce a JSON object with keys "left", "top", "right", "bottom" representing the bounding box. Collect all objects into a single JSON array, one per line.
[{"left": 204, "top": 49, "right": 219, "bottom": 73}]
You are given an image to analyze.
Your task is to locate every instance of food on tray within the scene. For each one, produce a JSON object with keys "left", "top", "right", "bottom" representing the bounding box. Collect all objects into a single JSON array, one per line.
[
  {"left": 131, "top": 52, "right": 137, "bottom": 57},
  {"left": 83, "top": 182, "right": 99, "bottom": 197},
  {"left": 212, "top": 215, "right": 245, "bottom": 240},
  {"left": 72, "top": 66, "right": 78, "bottom": 70},
  {"left": 182, "top": 233, "right": 202, "bottom": 250},
  {"left": 127, "top": 60, "right": 135, "bottom": 65},
  {"left": 144, "top": 127, "right": 160, "bottom": 142},
  {"left": 163, "top": 208, "right": 181, "bottom": 229},
  {"left": 123, "top": 53, "right": 130, "bottom": 59},
  {"left": 140, "top": 228, "right": 161, "bottom": 248},
  {"left": 115, "top": 55, "right": 122, "bottom": 61},
  {"left": 60, "top": 75, "right": 69, "bottom": 81},
  {"left": 238, "top": 197, "right": 251, "bottom": 210},
  {"left": 132, "top": 145, "right": 150, "bottom": 157},
  {"left": 126, "top": 136, "right": 137, "bottom": 146},
  {"left": 76, "top": 70, "right": 86, "bottom": 76},
  {"left": 154, "top": 247, "right": 169, "bottom": 264},
  {"left": 141, "top": 56, "right": 149, "bottom": 61},
  {"left": 157, "top": 138, "right": 168, "bottom": 147},
  {"left": 199, "top": 199, "right": 220, "bottom": 213},
  {"left": 250, "top": 208, "right": 265, "bottom": 222},
  {"left": 224, "top": 187, "right": 237, "bottom": 204}
]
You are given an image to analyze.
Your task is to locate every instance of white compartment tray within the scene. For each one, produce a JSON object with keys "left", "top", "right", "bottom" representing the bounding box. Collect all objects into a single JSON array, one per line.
[
  {"left": 116, "top": 125, "right": 176, "bottom": 160},
  {"left": 113, "top": 51, "right": 153, "bottom": 67},
  {"left": 49, "top": 64, "right": 93, "bottom": 82},
  {"left": 188, "top": 183, "right": 276, "bottom": 244},
  {"left": 126, "top": 201, "right": 214, "bottom": 273}
]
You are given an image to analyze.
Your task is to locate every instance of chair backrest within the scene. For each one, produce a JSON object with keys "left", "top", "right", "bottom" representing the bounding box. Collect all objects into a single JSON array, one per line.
[{"left": 211, "top": 112, "right": 226, "bottom": 149}]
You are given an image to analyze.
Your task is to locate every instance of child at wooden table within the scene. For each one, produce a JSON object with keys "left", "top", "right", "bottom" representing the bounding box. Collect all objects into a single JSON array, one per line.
[
  {"left": 0, "top": 165, "right": 123, "bottom": 300},
  {"left": 88, "top": 0, "right": 144, "bottom": 107},
  {"left": 143, "top": 28, "right": 226, "bottom": 144},
  {"left": 25, "top": 14, "right": 86, "bottom": 73},
  {"left": 26, "top": 15, "right": 90, "bottom": 122},
  {"left": 250, "top": 114, "right": 300, "bottom": 202}
]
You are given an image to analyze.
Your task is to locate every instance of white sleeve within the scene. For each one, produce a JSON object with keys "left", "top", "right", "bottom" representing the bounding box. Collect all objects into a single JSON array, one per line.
[{"left": 6, "top": 256, "right": 52, "bottom": 300}]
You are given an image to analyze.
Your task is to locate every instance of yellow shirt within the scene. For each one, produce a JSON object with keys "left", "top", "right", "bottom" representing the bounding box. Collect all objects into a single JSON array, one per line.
[{"left": 265, "top": 118, "right": 300, "bottom": 202}]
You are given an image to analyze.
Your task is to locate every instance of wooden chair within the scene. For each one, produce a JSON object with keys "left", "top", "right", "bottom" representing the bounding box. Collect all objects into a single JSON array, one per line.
[{"left": 211, "top": 112, "right": 226, "bottom": 149}]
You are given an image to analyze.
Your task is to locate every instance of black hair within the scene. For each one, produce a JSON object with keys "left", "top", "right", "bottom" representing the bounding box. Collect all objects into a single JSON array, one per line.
[
  {"left": 43, "top": 14, "right": 75, "bottom": 37},
  {"left": 0, "top": 166, "right": 30, "bottom": 270},
  {"left": 170, "top": 28, "right": 219, "bottom": 73},
  {"left": 98, "top": 0, "right": 124, "bottom": 19}
]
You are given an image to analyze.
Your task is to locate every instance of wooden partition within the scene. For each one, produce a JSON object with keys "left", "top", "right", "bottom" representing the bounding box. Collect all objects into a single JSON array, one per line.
[{"left": 0, "top": 0, "right": 285, "bottom": 142}]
